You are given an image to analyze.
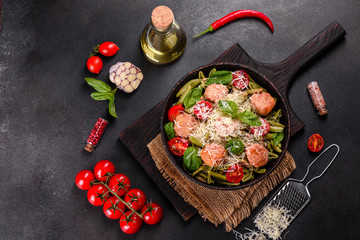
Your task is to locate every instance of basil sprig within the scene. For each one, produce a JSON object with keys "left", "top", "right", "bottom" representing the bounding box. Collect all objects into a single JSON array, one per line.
[
  {"left": 184, "top": 87, "right": 202, "bottom": 109},
  {"left": 206, "top": 70, "right": 232, "bottom": 85},
  {"left": 164, "top": 122, "right": 175, "bottom": 140},
  {"left": 85, "top": 78, "right": 118, "bottom": 118},
  {"left": 226, "top": 139, "right": 244, "bottom": 155},
  {"left": 273, "top": 132, "right": 284, "bottom": 146},
  {"left": 218, "top": 100, "right": 261, "bottom": 126},
  {"left": 183, "top": 147, "right": 202, "bottom": 173}
]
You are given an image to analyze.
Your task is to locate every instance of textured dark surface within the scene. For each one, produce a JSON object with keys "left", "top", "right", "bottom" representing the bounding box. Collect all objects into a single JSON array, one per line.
[{"left": 1, "top": 0, "right": 360, "bottom": 239}]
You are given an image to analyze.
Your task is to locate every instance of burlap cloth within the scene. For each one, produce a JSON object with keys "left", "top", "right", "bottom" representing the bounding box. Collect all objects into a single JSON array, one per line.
[{"left": 147, "top": 134, "right": 296, "bottom": 231}]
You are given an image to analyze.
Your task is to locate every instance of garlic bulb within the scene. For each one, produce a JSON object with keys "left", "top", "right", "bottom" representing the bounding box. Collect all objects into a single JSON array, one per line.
[{"left": 109, "top": 62, "right": 144, "bottom": 93}]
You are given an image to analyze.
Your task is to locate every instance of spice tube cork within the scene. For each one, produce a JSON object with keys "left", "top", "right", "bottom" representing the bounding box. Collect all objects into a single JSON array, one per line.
[
  {"left": 84, "top": 118, "right": 108, "bottom": 152},
  {"left": 307, "top": 81, "right": 327, "bottom": 116}
]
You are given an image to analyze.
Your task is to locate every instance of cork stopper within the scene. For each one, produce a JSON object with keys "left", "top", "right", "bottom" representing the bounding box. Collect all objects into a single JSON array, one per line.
[
  {"left": 151, "top": 6, "right": 174, "bottom": 31},
  {"left": 84, "top": 142, "right": 94, "bottom": 152}
]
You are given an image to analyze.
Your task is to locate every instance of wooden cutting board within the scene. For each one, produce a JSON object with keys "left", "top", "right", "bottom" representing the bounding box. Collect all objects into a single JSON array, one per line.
[{"left": 119, "top": 21, "right": 345, "bottom": 221}]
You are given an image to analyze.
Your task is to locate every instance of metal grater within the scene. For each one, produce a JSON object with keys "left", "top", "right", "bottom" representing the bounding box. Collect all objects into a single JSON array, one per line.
[{"left": 254, "top": 144, "right": 340, "bottom": 235}]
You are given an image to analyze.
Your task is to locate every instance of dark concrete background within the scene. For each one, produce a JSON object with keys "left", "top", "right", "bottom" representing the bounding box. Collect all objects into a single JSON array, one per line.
[{"left": 0, "top": 0, "right": 359, "bottom": 239}]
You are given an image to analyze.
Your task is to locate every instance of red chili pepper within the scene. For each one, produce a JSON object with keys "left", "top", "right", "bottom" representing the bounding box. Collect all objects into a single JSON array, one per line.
[{"left": 194, "top": 9, "right": 274, "bottom": 38}]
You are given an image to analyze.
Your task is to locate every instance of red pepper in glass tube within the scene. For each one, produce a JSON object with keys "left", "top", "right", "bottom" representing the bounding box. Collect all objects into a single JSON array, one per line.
[{"left": 84, "top": 118, "right": 108, "bottom": 152}]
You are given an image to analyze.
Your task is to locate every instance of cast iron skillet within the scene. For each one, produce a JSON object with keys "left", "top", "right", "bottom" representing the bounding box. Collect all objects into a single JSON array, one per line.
[{"left": 160, "top": 22, "right": 345, "bottom": 190}]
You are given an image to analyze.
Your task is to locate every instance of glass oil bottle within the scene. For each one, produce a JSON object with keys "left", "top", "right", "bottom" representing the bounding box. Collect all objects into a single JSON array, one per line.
[{"left": 140, "top": 6, "right": 187, "bottom": 64}]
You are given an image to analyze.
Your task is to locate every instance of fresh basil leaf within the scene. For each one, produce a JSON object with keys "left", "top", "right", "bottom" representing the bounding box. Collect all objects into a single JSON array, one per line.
[
  {"left": 183, "top": 147, "right": 202, "bottom": 173},
  {"left": 226, "top": 139, "right": 244, "bottom": 155},
  {"left": 164, "top": 122, "right": 175, "bottom": 140},
  {"left": 85, "top": 78, "right": 112, "bottom": 93},
  {"left": 206, "top": 70, "right": 232, "bottom": 85},
  {"left": 183, "top": 87, "right": 202, "bottom": 109},
  {"left": 273, "top": 132, "right": 284, "bottom": 146},
  {"left": 218, "top": 100, "right": 238, "bottom": 117},
  {"left": 238, "top": 111, "right": 261, "bottom": 126},
  {"left": 91, "top": 92, "right": 111, "bottom": 101},
  {"left": 108, "top": 97, "right": 118, "bottom": 118}
]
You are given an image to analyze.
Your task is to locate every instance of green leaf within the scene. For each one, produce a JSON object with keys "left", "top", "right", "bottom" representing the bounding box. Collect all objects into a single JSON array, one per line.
[
  {"left": 108, "top": 97, "right": 118, "bottom": 118},
  {"left": 238, "top": 111, "right": 261, "bottom": 126},
  {"left": 183, "top": 87, "right": 202, "bottom": 109},
  {"left": 164, "top": 122, "right": 175, "bottom": 140},
  {"left": 91, "top": 92, "right": 111, "bottom": 101},
  {"left": 218, "top": 100, "right": 238, "bottom": 117},
  {"left": 206, "top": 70, "right": 232, "bottom": 85},
  {"left": 85, "top": 78, "right": 112, "bottom": 93},
  {"left": 226, "top": 139, "right": 244, "bottom": 155},
  {"left": 273, "top": 132, "right": 284, "bottom": 146},
  {"left": 183, "top": 147, "right": 202, "bottom": 173}
]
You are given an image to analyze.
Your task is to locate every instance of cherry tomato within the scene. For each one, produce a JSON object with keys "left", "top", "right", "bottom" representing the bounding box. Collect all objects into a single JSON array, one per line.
[
  {"left": 226, "top": 165, "right": 244, "bottom": 183},
  {"left": 108, "top": 174, "right": 131, "bottom": 197},
  {"left": 168, "top": 137, "right": 188, "bottom": 156},
  {"left": 168, "top": 105, "right": 184, "bottom": 122},
  {"left": 87, "top": 184, "right": 110, "bottom": 206},
  {"left": 308, "top": 133, "right": 324, "bottom": 152},
  {"left": 124, "top": 189, "right": 147, "bottom": 211},
  {"left": 232, "top": 70, "right": 250, "bottom": 90},
  {"left": 99, "top": 42, "right": 119, "bottom": 57},
  {"left": 119, "top": 211, "right": 142, "bottom": 234},
  {"left": 193, "top": 101, "right": 213, "bottom": 120},
  {"left": 141, "top": 202, "right": 163, "bottom": 225},
  {"left": 87, "top": 56, "right": 103, "bottom": 74},
  {"left": 250, "top": 118, "right": 271, "bottom": 136},
  {"left": 75, "top": 170, "right": 95, "bottom": 190},
  {"left": 94, "top": 160, "right": 115, "bottom": 181},
  {"left": 103, "top": 196, "right": 125, "bottom": 219}
]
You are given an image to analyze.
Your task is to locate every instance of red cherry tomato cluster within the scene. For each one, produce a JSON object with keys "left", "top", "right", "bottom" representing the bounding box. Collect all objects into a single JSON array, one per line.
[
  {"left": 87, "top": 42, "right": 120, "bottom": 74},
  {"left": 75, "top": 160, "right": 163, "bottom": 234}
]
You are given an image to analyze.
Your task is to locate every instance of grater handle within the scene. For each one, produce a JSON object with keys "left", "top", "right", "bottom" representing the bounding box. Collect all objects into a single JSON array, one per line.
[{"left": 300, "top": 144, "right": 340, "bottom": 188}]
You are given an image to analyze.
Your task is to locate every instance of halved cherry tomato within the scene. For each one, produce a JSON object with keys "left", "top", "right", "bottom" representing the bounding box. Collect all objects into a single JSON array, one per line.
[
  {"left": 308, "top": 133, "right": 324, "bottom": 152},
  {"left": 108, "top": 174, "right": 131, "bottom": 197},
  {"left": 87, "top": 56, "right": 103, "bottom": 74},
  {"left": 94, "top": 160, "right": 115, "bottom": 182},
  {"left": 120, "top": 211, "right": 142, "bottom": 234},
  {"left": 168, "top": 137, "right": 188, "bottom": 156},
  {"left": 124, "top": 189, "right": 146, "bottom": 211},
  {"left": 141, "top": 202, "right": 163, "bottom": 225},
  {"left": 168, "top": 105, "right": 184, "bottom": 122},
  {"left": 193, "top": 101, "right": 213, "bottom": 120},
  {"left": 99, "top": 42, "right": 119, "bottom": 57},
  {"left": 103, "top": 196, "right": 125, "bottom": 219},
  {"left": 250, "top": 118, "right": 270, "bottom": 136},
  {"left": 232, "top": 70, "right": 250, "bottom": 90},
  {"left": 226, "top": 164, "right": 244, "bottom": 183}
]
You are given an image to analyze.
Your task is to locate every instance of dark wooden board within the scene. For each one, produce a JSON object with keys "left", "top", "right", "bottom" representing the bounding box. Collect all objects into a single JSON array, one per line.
[{"left": 119, "top": 21, "right": 345, "bottom": 221}]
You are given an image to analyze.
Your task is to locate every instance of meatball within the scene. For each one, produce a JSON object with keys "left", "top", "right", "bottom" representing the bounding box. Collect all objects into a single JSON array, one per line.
[
  {"left": 173, "top": 113, "right": 198, "bottom": 138},
  {"left": 200, "top": 143, "right": 227, "bottom": 167},
  {"left": 246, "top": 143, "right": 269, "bottom": 168},
  {"left": 250, "top": 92, "right": 276, "bottom": 116},
  {"left": 204, "top": 84, "right": 229, "bottom": 103},
  {"left": 214, "top": 117, "right": 242, "bottom": 138}
]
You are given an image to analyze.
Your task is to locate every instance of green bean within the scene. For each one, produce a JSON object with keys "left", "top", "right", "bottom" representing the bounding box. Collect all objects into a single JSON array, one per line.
[
  {"left": 247, "top": 89, "right": 263, "bottom": 94},
  {"left": 277, "top": 143, "right": 281, "bottom": 148},
  {"left": 269, "top": 152, "right": 279, "bottom": 158},
  {"left": 242, "top": 168, "right": 249, "bottom": 174},
  {"left": 198, "top": 173, "right": 208, "bottom": 179},
  {"left": 189, "top": 136, "right": 204, "bottom": 147},
  {"left": 267, "top": 120, "right": 285, "bottom": 128},
  {"left": 199, "top": 71, "right": 206, "bottom": 79},
  {"left": 254, "top": 168, "right": 266, "bottom": 174},
  {"left": 195, "top": 175, "right": 207, "bottom": 183},
  {"left": 207, "top": 172, "right": 213, "bottom": 184},
  {"left": 270, "top": 140, "right": 282, "bottom": 153},
  {"left": 176, "top": 79, "right": 202, "bottom": 97},
  {"left": 270, "top": 126, "right": 284, "bottom": 132},
  {"left": 218, "top": 181, "right": 241, "bottom": 186},
  {"left": 242, "top": 172, "right": 252, "bottom": 182},
  {"left": 274, "top": 109, "right": 281, "bottom": 121},
  {"left": 264, "top": 133, "right": 274, "bottom": 140},
  {"left": 176, "top": 85, "right": 191, "bottom": 105},
  {"left": 266, "top": 142, "right": 273, "bottom": 152},
  {"left": 192, "top": 165, "right": 207, "bottom": 176},
  {"left": 208, "top": 171, "right": 228, "bottom": 181},
  {"left": 200, "top": 81, "right": 207, "bottom": 88},
  {"left": 208, "top": 68, "right": 216, "bottom": 77}
]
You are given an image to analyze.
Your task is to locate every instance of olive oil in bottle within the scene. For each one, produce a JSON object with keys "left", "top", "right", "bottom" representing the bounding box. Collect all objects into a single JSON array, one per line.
[{"left": 140, "top": 6, "right": 186, "bottom": 64}]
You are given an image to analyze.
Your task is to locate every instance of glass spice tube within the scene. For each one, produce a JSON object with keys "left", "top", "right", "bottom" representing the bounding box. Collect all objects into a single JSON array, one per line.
[
  {"left": 307, "top": 81, "right": 328, "bottom": 116},
  {"left": 84, "top": 118, "right": 108, "bottom": 152}
]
